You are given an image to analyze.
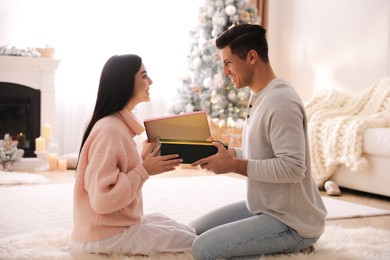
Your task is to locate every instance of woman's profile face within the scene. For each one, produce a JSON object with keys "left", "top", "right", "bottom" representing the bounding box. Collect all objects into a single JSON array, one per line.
[{"left": 133, "top": 63, "right": 153, "bottom": 104}]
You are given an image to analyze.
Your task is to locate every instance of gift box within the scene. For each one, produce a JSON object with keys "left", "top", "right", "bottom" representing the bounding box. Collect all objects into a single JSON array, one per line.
[
  {"left": 159, "top": 140, "right": 225, "bottom": 163},
  {"left": 144, "top": 111, "right": 227, "bottom": 164},
  {"left": 208, "top": 119, "right": 243, "bottom": 148}
]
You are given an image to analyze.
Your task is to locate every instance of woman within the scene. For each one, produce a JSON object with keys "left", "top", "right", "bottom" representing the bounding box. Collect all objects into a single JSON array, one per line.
[{"left": 70, "top": 54, "right": 197, "bottom": 256}]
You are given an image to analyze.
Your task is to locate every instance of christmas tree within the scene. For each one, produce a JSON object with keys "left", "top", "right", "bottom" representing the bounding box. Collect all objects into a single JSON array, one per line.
[{"left": 170, "top": 0, "right": 260, "bottom": 128}]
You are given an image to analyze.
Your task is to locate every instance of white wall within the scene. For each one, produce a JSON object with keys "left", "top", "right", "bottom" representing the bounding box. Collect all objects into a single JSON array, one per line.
[
  {"left": 0, "top": 0, "right": 200, "bottom": 154},
  {"left": 2, "top": 0, "right": 389, "bottom": 152},
  {"left": 267, "top": 0, "right": 390, "bottom": 101}
]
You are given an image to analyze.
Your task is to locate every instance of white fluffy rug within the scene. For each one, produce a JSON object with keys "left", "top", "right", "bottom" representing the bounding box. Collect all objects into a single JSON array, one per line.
[
  {"left": 1, "top": 225, "right": 389, "bottom": 259},
  {"left": 0, "top": 176, "right": 389, "bottom": 259},
  {"left": 0, "top": 171, "right": 49, "bottom": 185}
]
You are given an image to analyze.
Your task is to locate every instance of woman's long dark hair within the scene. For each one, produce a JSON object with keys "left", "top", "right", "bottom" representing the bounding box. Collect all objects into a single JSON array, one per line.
[{"left": 77, "top": 54, "right": 142, "bottom": 164}]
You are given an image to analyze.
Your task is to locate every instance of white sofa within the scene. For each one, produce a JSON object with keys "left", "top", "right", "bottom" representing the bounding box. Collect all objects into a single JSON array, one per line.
[{"left": 331, "top": 128, "right": 390, "bottom": 197}]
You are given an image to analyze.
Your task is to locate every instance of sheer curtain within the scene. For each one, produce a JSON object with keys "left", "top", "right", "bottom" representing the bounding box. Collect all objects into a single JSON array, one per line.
[
  {"left": 0, "top": 0, "right": 200, "bottom": 154},
  {"left": 254, "top": 0, "right": 268, "bottom": 29}
]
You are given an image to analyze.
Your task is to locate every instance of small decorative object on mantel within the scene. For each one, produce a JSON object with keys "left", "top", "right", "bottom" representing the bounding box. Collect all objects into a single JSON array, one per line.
[
  {"left": 0, "top": 45, "right": 55, "bottom": 58},
  {"left": 0, "top": 134, "right": 25, "bottom": 171},
  {"left": 36, "top": 45, "right": 55, "bottom": 58},
  {"left": 0, "top": 45, "right": 41, "bottom": 57}
]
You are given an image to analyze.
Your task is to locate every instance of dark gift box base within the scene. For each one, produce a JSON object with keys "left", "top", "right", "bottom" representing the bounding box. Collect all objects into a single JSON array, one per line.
[{"left": 160, "top": 142, "right": 226, "bottom": 164}]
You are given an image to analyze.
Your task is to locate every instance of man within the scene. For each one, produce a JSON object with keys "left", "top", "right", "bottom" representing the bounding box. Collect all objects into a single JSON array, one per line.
[{"left": 190, "top": 24, "right": 327, "bottom": 259}]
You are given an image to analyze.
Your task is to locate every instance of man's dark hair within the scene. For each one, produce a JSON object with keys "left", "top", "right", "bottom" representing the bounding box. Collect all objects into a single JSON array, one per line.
[{"left": 216, "top": 24, "right": 269, "bottom": 63}]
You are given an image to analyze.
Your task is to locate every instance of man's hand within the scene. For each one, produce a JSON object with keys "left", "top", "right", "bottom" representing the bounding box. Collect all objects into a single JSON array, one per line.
[{"left": 191, "top": 142, "right": 234, "bottom": 174}]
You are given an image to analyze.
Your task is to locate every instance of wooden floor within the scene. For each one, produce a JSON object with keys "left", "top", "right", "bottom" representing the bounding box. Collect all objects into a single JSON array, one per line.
[{"left": 37, "top": 165, "right": 390, "bottom": 231}]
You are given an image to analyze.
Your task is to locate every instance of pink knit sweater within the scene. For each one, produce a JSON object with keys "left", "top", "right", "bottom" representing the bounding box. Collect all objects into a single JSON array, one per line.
[{"left": 71, "top": 108, "right": 149, "bottom": 242}]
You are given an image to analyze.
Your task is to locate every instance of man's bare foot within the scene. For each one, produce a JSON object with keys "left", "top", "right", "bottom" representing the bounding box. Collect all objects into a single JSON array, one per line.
[{"left": 324, "top": 180, "right": 341, "bottom": 196}]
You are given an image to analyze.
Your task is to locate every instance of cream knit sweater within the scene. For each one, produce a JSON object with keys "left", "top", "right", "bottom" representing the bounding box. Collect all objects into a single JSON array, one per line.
[
  {"left": 236, "top": 78, "right": 327, "bottom": 238},
  {"left": 305, "top": 77, "right": 390, "bottom": 188}
]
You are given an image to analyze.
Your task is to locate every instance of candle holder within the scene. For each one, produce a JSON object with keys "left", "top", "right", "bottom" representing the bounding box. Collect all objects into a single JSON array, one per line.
[
  {"left": 46, "top": 138, "right": 61, "bottom": 155},
  {"left": 34, "top": 151, "right": 49, "bottom": 171}
]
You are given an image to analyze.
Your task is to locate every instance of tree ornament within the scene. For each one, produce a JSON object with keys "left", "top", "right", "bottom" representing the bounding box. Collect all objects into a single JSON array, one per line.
[
  {"left": 225, "top": 5, "right": 237, "bottom": 16},
  {"left": 193, "top": 57, "right": 202, "bottom": 68},
  {"left": 203, "top": 77, "right": 214, "bottom": 88},
  {"left": 210, "top": 90, "right": 220, "bottom": 104},
  {"left": 227, "top": 90, "right": 237, "bottom": 101},
  {"left": 186, "top": 103, "right": 195, "bottom": 113}
]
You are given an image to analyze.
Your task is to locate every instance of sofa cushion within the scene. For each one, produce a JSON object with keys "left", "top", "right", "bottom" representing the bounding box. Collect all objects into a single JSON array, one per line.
[
  {"left": 363, "top": 128, "right": 390, "bottom": 157},
  {"left": 59, "top": 152, "right": 78, "bottom": 169}
]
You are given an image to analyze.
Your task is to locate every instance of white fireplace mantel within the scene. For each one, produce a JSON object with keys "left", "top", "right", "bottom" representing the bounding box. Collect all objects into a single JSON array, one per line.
[{"left": 0, "top": 56, "right": 60, "bottom": 133}]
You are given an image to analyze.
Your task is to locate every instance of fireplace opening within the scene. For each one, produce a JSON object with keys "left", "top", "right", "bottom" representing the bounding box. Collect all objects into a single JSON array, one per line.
[{"left": 0, "top": 82, "right": 40, "bottom": 157}]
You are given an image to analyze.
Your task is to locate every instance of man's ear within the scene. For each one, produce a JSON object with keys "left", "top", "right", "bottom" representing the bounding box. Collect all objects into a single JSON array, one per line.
[{"left": 247, "top": 50, "right": 257, "bottom": 64}]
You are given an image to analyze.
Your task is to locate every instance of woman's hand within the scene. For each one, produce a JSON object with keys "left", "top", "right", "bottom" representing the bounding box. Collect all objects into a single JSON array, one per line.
[
  {"left": 142, "top": 146, "right": 182, "bottom": 175},
  {"left": 140, "top": 139, "right": 159, "bottom": 161}
]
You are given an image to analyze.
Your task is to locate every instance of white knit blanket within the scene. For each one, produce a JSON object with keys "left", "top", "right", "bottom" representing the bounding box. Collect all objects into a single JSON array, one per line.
[{"left": 305, "top": 77, "right": 390, "bottom": 187}]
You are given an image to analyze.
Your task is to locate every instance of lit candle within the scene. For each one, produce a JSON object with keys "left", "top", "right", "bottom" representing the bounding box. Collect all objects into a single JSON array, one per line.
[
  {"left": 48, "top": 153, "right": 58, "bottom": 171},
  {"left": 17, "top": 132, "right": 26, "bottom": 148},
  {"left": 35, "top": 136, "right": 46, "bottom": 152},
  {"left": 58, "top": 159, "right": 67, "bottom": 171},
  {"left": 42, "top": 123, "right": 52, "bottom": 140}
]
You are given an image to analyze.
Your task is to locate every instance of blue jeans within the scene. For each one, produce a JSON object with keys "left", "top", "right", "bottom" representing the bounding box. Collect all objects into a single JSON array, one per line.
[{"left": 189, "top": 201, "right": 319, "bottom": 260}]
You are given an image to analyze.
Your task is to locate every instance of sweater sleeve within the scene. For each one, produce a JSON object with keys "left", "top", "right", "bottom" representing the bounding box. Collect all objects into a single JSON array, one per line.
[
  {"left": 234, "top": 147, "right": 243, "bottom": 159},
  {"left": 84, "top": 122, "right": 149, "bottom": 215}
]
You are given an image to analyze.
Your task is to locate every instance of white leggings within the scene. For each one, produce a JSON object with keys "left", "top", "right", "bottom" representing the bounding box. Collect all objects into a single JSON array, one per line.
[{"left": 70, "top": 213, "right": 197, "bottom": 256}]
